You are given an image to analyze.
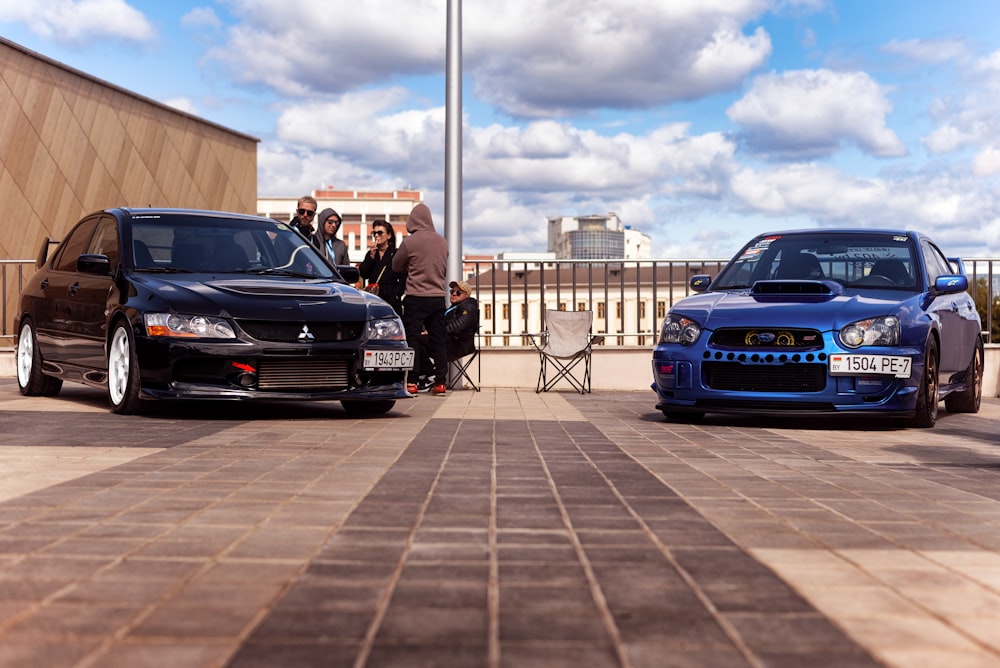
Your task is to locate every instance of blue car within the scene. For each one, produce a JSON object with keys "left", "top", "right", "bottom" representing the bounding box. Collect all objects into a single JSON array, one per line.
[{"left": 651, "top": 229, "right": 983, "bottom": 427}]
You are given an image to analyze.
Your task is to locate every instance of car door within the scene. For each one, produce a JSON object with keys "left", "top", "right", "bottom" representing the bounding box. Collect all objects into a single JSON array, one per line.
[
  {"left": 921, "top": 240, "right": 976, "bottom": 382},
  {"left": 36, "top": 216, "right": 100, "bottom": 364},
  {"left": 72, "top": 216, "right": 120, "bottom": 369}
]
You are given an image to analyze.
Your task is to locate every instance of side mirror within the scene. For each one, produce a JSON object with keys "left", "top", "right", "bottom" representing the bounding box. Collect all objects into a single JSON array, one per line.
[
  {"left": 934, "top": 275, "right": 968, "bottom": 294},
  {"left": 337, "top": 265, "right": 361, "bottom": 284},
  {"left": 690, "top": 274, "right": 712, "bottom": 292},
  {"left": 77, "top": 254, "right": 111, "bottom": 275}
]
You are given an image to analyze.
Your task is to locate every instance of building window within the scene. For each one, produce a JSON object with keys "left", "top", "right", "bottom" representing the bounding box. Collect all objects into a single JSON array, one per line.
[
  {"left": 558, "top": 302, "right": 567, "bottom": 311},
  {"left": 597, "top": 303, "right": 606, "bottom": 318},
  {"left": 657, "top": 301, "right": 666, "bottom": 318},
  {"left": 639, "top": 301, "right": 647, "bottom": 318},
  {"left": 502, "top": 304, "right": 509, "bottom": 320},
  {"left": 577, "top": 301, "right": 586, "bottom": 312},
  {"left": 484, "top": 304, "right": 492, "bottom": 319},
  {"left": 615, "top": 302, "right": 622, "bottom": 318}
]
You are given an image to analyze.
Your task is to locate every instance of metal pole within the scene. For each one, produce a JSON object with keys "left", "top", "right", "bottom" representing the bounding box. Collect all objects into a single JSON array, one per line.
[{"left": 445, "top": 0, "right": 463, "bottom": 284}]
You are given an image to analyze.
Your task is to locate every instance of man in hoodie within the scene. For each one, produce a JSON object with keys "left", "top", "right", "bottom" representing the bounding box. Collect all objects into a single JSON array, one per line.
[
  {"left": 392, "top": 203, "right": 449, "bottom": 396},
  {"left": 312, "top": 208, "right": 350, "bottom": 265}
]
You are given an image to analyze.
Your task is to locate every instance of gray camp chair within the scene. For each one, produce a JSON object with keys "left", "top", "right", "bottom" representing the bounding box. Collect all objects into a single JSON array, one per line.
[{"left": 529, "top": 310, "right": 601, "bottom": 394}]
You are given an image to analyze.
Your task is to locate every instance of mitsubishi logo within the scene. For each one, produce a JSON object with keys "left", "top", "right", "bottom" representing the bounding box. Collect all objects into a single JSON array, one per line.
[{"left": 297, "top": 324, "right": 315, "bottom": 342}]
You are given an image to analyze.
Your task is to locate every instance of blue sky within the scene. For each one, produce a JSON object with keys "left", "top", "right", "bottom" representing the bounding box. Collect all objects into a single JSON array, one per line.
[{"left": 2, "top": 0, "right": 1000, "bottom": 258}]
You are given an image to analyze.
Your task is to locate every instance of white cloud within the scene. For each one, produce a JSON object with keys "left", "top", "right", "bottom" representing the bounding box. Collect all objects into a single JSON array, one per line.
[
  {"left": 727, "top": 69, "right": 906, "bottom": 159},
  {"left": 181, "top": 7, "right": 222, "bottom": 29},
  {"left": 0, "top": 0, "right": 155, "bottom": 44},
  {"left": 973, "top": 145, "right": 1000, "bottom": 177},
  {"left": 882, "top": 38, "right": 969, "bottom": 64}
]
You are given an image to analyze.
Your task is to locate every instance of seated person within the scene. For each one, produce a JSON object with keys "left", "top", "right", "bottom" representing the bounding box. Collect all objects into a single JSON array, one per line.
[{"left": 414, "top": 280, "right": 480, "bottom": 389}]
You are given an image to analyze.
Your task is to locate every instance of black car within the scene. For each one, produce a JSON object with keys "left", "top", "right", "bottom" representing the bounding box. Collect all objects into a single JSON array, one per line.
[{"left": 14, "top": 208, "right": 414, "bottom": 415}]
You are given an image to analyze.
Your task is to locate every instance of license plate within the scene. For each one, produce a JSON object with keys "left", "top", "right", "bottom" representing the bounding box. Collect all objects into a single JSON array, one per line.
[
  {"left": 829, "top": 354, "right": 911, "bottom": 378},
  {"left": 363, "top": 349, "right": 414, "bottom": 370}
]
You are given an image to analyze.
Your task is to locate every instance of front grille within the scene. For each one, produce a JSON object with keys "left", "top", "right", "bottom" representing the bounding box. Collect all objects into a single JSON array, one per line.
[
  {"left": 238, "top": 320, "right": 364, "bottom": 343},
  {"left": 703, "top": 362, "right": 826, "bottom": 393},
  {"left": 257, "top": 358, "right": 351, "bottom": 390},
  {"left": 710, "top": 328, "right": 823, "bottom": 350}
]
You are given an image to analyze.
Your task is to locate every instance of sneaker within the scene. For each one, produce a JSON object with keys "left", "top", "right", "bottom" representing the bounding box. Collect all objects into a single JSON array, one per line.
[
  {"left": 416, "top": 378, "right": 432, "bottom": 392},
  {"left": 406, "top": 383, "right": 419, "bottom": 394},
  {"left": 430, "top": 384, "right": 447, "bottom": 396}
]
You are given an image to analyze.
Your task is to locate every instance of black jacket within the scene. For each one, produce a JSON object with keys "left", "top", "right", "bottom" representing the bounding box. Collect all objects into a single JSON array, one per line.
[
  {"left": 445, "top": 296, "right": 479, "bottom": 359},
  {"left": 359, "top": 246, "right": 405, "bottom": 316}
]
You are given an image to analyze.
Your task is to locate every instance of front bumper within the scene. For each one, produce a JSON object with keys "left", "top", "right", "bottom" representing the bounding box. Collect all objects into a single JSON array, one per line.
[{"left": 651, "top": 339, "right": 923, "bottom": 417}]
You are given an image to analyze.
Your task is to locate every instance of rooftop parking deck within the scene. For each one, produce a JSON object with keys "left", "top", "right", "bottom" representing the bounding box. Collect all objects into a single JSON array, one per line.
[{"left": 1, "top": 380, "right": 999, "bottom": 667}]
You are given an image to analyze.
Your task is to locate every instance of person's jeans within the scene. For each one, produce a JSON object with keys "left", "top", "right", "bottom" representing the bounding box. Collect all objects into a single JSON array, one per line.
[{"left": 403, "top": 295, "right": 447, "bottom": 383}]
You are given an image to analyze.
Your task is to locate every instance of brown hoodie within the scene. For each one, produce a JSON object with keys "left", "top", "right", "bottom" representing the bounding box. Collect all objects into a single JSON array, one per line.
[{"left": 391, "top": 203, "right": 448, "bottom": 297}]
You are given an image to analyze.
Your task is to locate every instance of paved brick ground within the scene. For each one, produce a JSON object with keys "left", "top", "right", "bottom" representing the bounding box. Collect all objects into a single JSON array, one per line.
[{"left": 0, "top": 379, "right": 999, "bottom": 667}]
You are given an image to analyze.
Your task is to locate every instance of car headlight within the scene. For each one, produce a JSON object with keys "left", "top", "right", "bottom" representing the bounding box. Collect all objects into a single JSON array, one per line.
[
  {"left": 839, "top": 316, "right": 900, "bottom": 348},
  {"left": 660, "top": 313, "right": 702, "bottom": 345},
  {"left": 367, "top": 316, "right": 406, "bottom": 341},
  {"left": 144, "top": 313, "right": 236, "bottom": 339}
]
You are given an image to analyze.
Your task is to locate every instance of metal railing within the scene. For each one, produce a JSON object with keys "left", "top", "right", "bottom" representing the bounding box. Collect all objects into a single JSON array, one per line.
[{"left": 3, "top": 257, "right": 998, "bottom": 346}]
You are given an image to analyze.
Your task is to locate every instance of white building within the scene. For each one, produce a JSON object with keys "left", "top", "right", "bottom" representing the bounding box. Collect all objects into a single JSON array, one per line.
[{"left": 547, "top": 214, "right": 651, "bottom": 260}]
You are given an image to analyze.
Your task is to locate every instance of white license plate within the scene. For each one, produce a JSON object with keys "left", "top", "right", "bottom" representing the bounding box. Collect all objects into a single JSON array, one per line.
[
  {"left": 829, "top": 354, "right": 911, "bottom": 378},
  {"left": 363, "top": 349, "right": 414, "bottom": 370}
]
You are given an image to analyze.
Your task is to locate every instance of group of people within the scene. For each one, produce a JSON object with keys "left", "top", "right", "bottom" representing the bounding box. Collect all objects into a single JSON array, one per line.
[{"left": 290, "top": 195, "right": 478, "bottom": 396}]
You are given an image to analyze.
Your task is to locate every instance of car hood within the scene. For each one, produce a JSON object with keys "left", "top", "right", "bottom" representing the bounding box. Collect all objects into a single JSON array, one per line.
[
  {"left": 130, "top": 275, "right": 386, "bottom": 320},
  {"left": 672, "top": 281, "right": 919, "bottom": 331}
]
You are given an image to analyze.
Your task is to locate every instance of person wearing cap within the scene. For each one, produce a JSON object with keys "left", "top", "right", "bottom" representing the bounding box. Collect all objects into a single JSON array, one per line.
[
  {"left": 415, "top": 279, "right": 479, "bottom": 390},
  {"left": 311, "top": 208, "right": 350, "bottom": 265}
]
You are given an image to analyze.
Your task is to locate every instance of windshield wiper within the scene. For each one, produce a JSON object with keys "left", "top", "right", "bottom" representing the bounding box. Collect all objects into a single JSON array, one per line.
[{"left": 135, "top": 266, "right": 194, "bottom": 273}]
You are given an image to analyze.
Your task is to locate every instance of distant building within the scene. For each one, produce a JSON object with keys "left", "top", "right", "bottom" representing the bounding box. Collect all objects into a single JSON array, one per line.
[
  {"left": 258, "top": 188, "right": 424, "bottom": 263},
  {"left": 547, "top": 214, "right": 651, "bottom": 260}
]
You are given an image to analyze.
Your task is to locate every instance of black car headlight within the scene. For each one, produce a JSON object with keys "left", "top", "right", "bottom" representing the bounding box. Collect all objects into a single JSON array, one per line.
[
  {"left": 660, "top": 313, "right": 702, "bottom": 345},
  {"left": 838, "top": 316, "right": 900, "bottom": 348},
  {"left": 367, "top": 316, "right": 406, "bottom": 341},
  {"left": 144, "top": 313, "right": 236, "bottom": 339}
]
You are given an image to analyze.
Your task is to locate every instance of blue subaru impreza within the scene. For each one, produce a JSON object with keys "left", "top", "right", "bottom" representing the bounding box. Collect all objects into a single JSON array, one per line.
[{"left": 651, "top": 229, "right": 983, "bottom": 427}]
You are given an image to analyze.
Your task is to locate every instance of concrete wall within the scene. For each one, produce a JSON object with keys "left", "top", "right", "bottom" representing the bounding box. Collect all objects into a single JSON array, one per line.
[{"left": 3, "top": 346, "right": 997, "bottom": 397}]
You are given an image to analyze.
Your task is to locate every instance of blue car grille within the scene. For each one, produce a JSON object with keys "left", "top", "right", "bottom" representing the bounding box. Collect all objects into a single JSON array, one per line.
[
  {"left": 703, "top": 362, "right": 826, "bottom": 392},
  {"left": 709, "top": 328, "right": 823, "bottom": 350},
  {"left": 238, "top": 320, "right": 364, "bottom": 343}
]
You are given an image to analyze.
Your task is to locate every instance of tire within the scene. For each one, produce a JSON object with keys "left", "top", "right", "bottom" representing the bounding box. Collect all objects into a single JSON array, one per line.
[
  {"left": 910, "top": 336, "right": 939, "bottom": 428},
  {"left": 341, "top": 400, "right": 395, "bottom": 416},
  {"left": 107, "top": 321, "right": 144, "bottom": 415},
  {"left": 944, "top": 338, "right": 983, "bottom": 414},
  {"left": 16, "top": 319, "right": 62, "bottom": 397}
]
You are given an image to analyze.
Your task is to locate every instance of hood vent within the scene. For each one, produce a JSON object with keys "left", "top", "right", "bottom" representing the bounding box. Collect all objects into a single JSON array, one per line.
[{"left": 751, "top": 280, "right": 840, "bottom": 296}]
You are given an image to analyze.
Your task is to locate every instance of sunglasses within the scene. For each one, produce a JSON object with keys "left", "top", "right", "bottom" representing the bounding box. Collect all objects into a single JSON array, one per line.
[
  {"left": 450, "top": 290, "right": 465, "bottom": 296},
  {"left": 371, "top": 231, "right": 385, "bottom": 237},
  {"left": 297, "top": 208, "right": 316, "bottom": 217},
  {"left": 326, "top": 218, "right": 341, "bottom": 225}
]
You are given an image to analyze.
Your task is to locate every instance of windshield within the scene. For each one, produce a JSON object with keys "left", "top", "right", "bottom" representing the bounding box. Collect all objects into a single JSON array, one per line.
[
  {"left": 713, "top": 232, "right": 919, "bottom": 290},
  {"left": 129, "top": 215, "right": 338, "bottom": 279}
]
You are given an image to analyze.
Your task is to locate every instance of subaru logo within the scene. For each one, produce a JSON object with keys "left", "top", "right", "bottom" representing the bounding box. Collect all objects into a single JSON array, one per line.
[
  {"left": 757, "top": 332, "right": 776, "bottom": 344},
  {"left": 297, "top": 324, "right": 315, "bottom": 342}
]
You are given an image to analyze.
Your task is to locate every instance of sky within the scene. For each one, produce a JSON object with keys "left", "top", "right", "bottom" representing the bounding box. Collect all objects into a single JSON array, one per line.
[{"left": 3, "top": 0, "right": 1000, "bottom": 259}]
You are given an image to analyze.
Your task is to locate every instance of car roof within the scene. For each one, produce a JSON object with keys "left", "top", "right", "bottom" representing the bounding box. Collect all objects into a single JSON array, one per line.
[
  {"left": 105, "top": 207, "right": 276, "bottom": 224},
  {"left": 751, "top": 228, "right": 926, "bottom": 241}
]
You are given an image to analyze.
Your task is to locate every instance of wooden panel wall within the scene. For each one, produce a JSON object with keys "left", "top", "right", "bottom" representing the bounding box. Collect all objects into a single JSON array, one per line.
[{"left": 0, "top": 39, "right": 258, "bottom": 336}]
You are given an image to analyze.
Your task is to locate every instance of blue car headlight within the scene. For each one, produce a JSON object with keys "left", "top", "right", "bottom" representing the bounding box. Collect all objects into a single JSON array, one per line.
[
  {"left": 660, "top": 314, "right": 702, "bottom": 345},
  {"left": 368, "top": 316, "right": 406, "bottom": 341},
  {"left": 838, "top": 316, "right": 900, "bottom": 348}
]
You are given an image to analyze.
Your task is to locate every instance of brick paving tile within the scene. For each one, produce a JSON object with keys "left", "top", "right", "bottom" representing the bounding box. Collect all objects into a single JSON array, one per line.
[{"left": 1, "top": 380, "right": 999, "bottom": 666}]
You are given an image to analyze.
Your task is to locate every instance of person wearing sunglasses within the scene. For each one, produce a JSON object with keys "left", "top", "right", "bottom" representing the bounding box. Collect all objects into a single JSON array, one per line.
[
  {"left": 312, "top": 208, "right": 350, "bottom": 265},
  {"left": 358, "top": 220, "right": 404, "bottom": 316},
  {"left": 289, "top": 195, "right": 318, "bottom": 237},
  {"left": 414, "top": 279, "right": 479, "bottom": 391}
]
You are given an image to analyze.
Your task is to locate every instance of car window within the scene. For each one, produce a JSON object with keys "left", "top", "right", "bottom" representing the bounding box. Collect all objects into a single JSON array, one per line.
[
  {"left": 714, "top": 232, "right": 918, "bottom": 290},
  {"left": 921, "top": 239, "right": 953, "bottom": 283},
  {"left": 51, "top": 217, "right": 100, "bottom": 272},
  {"left": 88, "top": 217, "right": 119, "bottom": 268}
]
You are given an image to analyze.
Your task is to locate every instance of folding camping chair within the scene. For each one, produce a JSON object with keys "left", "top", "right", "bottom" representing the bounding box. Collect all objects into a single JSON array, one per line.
[
  {"left": 529, "top": 310, "right": 600, "bottom": 394},
  {"left": 447, "top": 345, "right": 480, "bottom": 392}
]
